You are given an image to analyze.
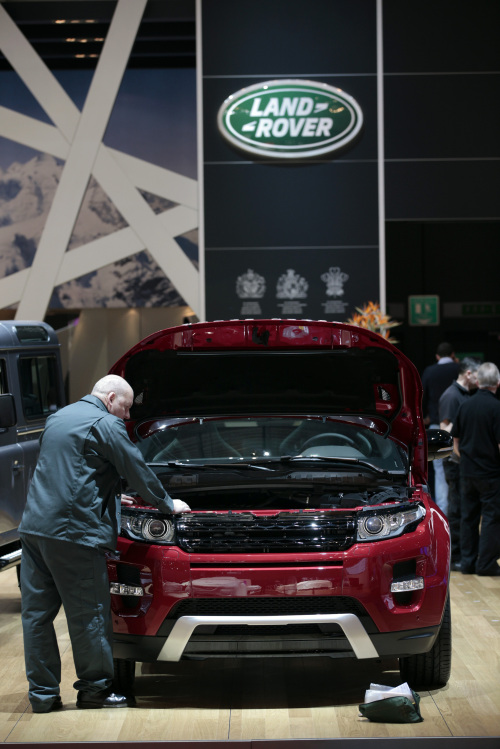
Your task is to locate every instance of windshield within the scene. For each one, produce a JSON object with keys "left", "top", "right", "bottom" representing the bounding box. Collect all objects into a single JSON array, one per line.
[{"left": 136, "top": 417, "right": 408, "bottom": 474}]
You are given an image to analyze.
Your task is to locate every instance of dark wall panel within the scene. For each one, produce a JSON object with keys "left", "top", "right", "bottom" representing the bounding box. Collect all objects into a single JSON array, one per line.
[
  {"left": 202, "top": 0, "right": 376, "bottom": 76},
  {"left": 383, "top": 0, "right": 500, "bottom": 73},
  {"left": 383, "top": 0, "right": 500, "bottom": 223},
  {"left": 386, "top": 221, "right": 500, "bottom": 372},
  {"left": 201, "top": 0, "right": 380, "bottom": 322},
  {"left": 384, "top": 74, "right": 500, "bottom": 160},
  {"left": 386, "top": 161, "right": 500, "bottom": 220},
  {"left": 204, "top": 162, "right": 379, "bottom": 248}
]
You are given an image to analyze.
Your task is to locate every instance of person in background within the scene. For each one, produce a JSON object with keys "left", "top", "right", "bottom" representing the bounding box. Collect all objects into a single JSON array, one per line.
[
  {"left": 421, "top": 342, "right": 460, "bottom": 514},
  {"left": 19, "top": 375, "right": 191, "bottom": 713},
  {"left": 439, "top": 357, "right": 480, "bottom": 570},
  {"left": 452, "top": 362, "right": 500, "bottom": 577}
]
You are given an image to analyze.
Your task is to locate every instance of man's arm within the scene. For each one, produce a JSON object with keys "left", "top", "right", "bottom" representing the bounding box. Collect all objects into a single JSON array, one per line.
[
  {"left": 99, "top": 418, "right": 189, "bottom": 514},
  {"left": 438, "top": 388, "right": 455, "bottom": 432}
]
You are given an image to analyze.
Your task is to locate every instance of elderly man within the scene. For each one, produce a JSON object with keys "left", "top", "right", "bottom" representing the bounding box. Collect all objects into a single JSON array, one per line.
[
  {"left": 19, "top": 375, "right": 190, "bottom": 713},
  {"left": 452, "top": 362, "right": 500, "bottom": 577}
]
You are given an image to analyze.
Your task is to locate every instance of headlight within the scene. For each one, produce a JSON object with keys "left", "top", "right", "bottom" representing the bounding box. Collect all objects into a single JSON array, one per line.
[
  {"left": 356, "top": 503, "right": 426, "bottom": 542},
  {"left": 121, "top": 510, "right": 175, "bottom": 544}
]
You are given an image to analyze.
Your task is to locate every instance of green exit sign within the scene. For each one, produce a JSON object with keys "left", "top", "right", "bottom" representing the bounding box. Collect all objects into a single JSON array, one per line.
[{"left": 408, "top": 296, "right": 440, "bottom": 326}]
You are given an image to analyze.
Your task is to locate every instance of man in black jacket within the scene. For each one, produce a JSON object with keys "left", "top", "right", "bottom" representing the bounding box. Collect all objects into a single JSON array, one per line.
[
  {"left": 452, "top": 362, "right": 500, "bottom": 576},
  {"left": 421, "top": 342, "right": 459, "bottom": 514},
  {"left": 19, "top": 375, "right": 190, "bottom": 713}
]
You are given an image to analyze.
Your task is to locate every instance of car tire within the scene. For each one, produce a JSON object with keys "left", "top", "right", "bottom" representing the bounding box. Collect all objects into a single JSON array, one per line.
[
  {"left": 399, "top": 594, "right": 452, "bottom": 689},
  {"left": 112, "top": 658, "right": 136, "bottom": 694}
]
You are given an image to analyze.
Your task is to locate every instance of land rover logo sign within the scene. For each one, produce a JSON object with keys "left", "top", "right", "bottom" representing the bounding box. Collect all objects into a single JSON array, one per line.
[{"left": 217, "top": 79, "right": 363, "bottom": 159}]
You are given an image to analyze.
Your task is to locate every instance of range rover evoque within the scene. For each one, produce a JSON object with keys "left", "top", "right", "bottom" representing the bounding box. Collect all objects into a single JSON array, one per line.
[{"left": 106, "top": 318, "right": 453, "bottom": 693}]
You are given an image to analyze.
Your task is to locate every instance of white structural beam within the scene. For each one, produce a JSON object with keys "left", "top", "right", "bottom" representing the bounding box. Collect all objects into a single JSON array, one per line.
[
  {"left": 110, "top": 151, "right": 197, "bottom": 210},
  {"left": 0, "top": 1, "right": 201, "bottom": 318},
  {"left": 56, "top": 206, "right": 198, "bottom": 286},
  {"left": 15, "top": 0, "right": 148, "bottom": 320},
  {"left": 0, "top": 206, "right": 197, "bottom": 309},
  {"left": 195, "top": 0, "right": 206, "bottom": 321},
  {"left": 376, "top": 0, "right": 386, "bottom": 313},
  {"left": 93, "top": 147, "right": 199, "bottom": 307},
  {"left": 0, "top": 108, "right": 198, "bottom": 209},
  {"left": 0, "top": 270, "right": 30, "bottom": 310},
  {"left": 0, "top": 106, "right": 69, "bottom": 160},
  {"left": 0, "top": 5, "right": 79, "bottom": 143}
]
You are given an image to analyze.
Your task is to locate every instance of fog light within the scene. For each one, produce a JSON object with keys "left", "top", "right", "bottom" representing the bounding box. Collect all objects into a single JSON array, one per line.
[
  {"left": 110, "top": 582, "right": 144, "bottom": 597},
  {"left": 390, "top": 577, "right": 424, "bottom": 593}
]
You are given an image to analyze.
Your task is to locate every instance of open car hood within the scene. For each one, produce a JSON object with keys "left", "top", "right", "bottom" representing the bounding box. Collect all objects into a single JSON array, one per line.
[{"left": 109, "top": 319, "right": 428, "bottom": 483}]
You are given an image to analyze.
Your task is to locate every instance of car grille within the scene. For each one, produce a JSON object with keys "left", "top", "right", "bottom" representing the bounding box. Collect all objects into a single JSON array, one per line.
[
  {"left": 175, "top": 511, "right": 357, "bottom": 553},
  {"left": 166, "top": 595, "right": 369, "bottom": 619}
]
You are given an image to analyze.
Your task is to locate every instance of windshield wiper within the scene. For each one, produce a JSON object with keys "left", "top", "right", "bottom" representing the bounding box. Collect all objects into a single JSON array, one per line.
[
  {"left": 149, "top": 460, "right": 220, "bottom": 470},
  {"left": 150, "top": 459, "right": 278, "bottom": 472},
  {"left": 280, "top": 455, "right": 403, "bottom": 476},
  {"left": 150, "top": 456, "right": 404, "bottom": 478}
]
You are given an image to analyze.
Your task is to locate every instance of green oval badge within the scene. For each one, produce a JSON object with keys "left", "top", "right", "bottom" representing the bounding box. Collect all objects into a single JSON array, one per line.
[{"left": 217, "top": 79, "right": 363, "bottom": 159}]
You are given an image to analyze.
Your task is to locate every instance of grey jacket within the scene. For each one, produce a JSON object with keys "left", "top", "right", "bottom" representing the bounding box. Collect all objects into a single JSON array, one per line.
[{"left": 19, "top": 395, "right": 174, "bottom": 550}]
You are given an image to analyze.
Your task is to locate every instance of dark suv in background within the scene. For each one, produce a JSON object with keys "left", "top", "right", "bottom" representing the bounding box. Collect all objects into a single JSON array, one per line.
[
  {"left": 0, "top": 321, "right": 64, "bottom": 578},
  {"left": 106, "top": 318, "right": 453, "bottom": 693}
]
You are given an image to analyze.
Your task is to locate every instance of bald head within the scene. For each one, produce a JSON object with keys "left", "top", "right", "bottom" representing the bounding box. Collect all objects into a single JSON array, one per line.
[{"left": 92, "top": 375, "right": 134, "bottom": 420}]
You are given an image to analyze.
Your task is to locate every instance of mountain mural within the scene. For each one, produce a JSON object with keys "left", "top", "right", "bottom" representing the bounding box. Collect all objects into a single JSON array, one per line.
[{"left": 0, "top": 153, "right": 197, "bottom": 308}]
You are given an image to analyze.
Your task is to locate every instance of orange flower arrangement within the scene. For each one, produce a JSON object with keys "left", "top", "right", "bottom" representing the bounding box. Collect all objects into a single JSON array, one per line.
[{"left": 346, "top": 301, "right": 401, "bottom": 343}]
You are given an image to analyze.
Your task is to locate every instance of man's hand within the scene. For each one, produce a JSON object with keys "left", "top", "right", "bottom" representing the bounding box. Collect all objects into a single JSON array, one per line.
[
  {"left": 172, "top": 499, "right": 191, "bottom": 513},
  {"left": 120, "top": 494, "right": 136, "bottom": 506}
]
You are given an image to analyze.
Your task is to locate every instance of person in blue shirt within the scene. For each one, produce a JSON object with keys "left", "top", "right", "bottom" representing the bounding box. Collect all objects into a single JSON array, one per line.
[{"left": 19, "top": 375, "right": 190, "bottom": 713}]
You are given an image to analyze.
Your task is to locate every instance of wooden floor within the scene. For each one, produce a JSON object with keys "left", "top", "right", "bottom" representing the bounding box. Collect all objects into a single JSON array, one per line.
[{"left": 1, "top": 566, "right": 500, "bottom": 743}]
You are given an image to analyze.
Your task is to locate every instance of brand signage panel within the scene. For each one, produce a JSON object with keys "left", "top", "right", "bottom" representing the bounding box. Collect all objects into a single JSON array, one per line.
[
  {"left": 217, "top": 79, "right": 363, "bottom": 159},
  {"left": 205, "top": 249, "right": 378, "bottom": 322}
]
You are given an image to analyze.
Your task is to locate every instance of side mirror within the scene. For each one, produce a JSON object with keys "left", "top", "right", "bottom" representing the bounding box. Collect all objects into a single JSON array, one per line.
[
  {"left": 427, "top": 428, "right": 453, "bottom": 461},
  {"left": 0, "top": 393, "right": 17, "bottom": 428}
]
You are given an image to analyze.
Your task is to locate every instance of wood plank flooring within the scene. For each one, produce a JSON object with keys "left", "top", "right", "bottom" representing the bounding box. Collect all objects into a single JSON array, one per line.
[{"left": 1, "top": 566, "right": 499, "bottom": 742}]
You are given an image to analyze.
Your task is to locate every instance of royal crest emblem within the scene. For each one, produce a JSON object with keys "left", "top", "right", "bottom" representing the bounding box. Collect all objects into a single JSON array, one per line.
[
  {"left": 321, "top": 267, "right": 349, "bottom": 297},
  {"left": 276, "top": 269, "right": 309, "bottom": 299},
  {"left": 236, "top": 269, "right": 266, "bottom": 299}
]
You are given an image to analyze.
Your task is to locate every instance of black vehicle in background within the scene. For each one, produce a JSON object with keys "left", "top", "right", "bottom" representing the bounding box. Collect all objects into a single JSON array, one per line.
[{"left": 0, "top": 321, "right": 65, "bottom": 578}]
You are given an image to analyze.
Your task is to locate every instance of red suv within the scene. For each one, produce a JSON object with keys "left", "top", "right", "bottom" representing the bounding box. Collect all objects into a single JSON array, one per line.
[{"left": 107, "top": 319, "right": 452, "bottom": 693}]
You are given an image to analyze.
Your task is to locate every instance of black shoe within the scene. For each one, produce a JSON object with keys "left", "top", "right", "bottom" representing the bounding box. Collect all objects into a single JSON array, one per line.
[
  {"left": 450, "top": 561, "right": 461, "bottom": 572},
  {"left": 32, "top": 695, "right": 63, "bottom": 713},
  {"left": 477, "top": 567, "right": 500, "bottom": 577},
  {"left": 76, "top": 690, "right": 135, "bottom": 709},
  {"left": 460, "top": 567, "right": 475, "bottom": 574}
]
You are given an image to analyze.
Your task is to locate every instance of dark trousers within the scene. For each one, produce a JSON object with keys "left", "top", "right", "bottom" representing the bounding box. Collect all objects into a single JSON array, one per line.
[
  {"left": 460, "top": 475, "right": 500, "bottom": 574},
  {"left": 443, "top": 458, "right": 461, "bottom": 562},
  {"left": 20, "top": 534, "right": 114, "bottom": 711}
]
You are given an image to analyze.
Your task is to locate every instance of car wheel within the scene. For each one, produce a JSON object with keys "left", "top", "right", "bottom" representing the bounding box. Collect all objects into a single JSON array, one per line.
[
  {"left": 399, "top": 595, "right": 452, "bottom": 689},
  {"left": 112, "top": 658, "right": 136, "bottom": 694}
]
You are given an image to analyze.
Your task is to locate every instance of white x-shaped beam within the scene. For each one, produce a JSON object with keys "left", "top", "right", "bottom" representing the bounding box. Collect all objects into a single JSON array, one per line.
[{"left": 0, "top": 0, "right": 200, "bottom": 319}]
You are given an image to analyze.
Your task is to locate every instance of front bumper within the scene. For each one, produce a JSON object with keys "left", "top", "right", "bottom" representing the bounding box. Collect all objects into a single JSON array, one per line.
[
  {"left": 109, "top": 501, "right": 450, "bottom": 663},
  {"left": 113, "top": 617, "right": 440, "bottom": 662}
]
